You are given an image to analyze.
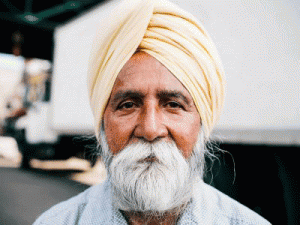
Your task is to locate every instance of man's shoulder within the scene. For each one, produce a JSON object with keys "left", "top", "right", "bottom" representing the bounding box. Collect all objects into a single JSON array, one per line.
[
  {"left": 192, "top": 181, "right": 271, "bottom": 224},
  {"left": 33, "top": 180, "right": 110, "bottom": 225}
]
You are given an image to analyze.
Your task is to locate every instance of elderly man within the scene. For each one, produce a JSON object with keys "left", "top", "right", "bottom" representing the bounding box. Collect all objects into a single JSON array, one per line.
[{"left": 34, "top": 0, "right": 270, "bottom": 224}]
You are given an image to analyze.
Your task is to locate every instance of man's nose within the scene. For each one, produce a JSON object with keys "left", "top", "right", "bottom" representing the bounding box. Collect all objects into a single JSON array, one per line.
[{"left": 134, "top": 103, "right": 168, "bottom": 142}]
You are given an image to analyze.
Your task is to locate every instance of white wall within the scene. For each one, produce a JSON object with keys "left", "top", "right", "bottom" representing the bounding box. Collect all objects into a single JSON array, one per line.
[
  {"left": 51, "top": 0, "right": 122, "bottom": 134},
  {"left": 51, "top": 0, "right": 300, "bottom": 144},
  {"left": 170, "top": 0, "right": 300, "bottom": 145}
]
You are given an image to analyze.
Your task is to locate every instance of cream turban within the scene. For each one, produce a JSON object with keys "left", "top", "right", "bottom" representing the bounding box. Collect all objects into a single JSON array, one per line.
[{"left": 88, "top": 0, "right": 225, "bottom": 140}]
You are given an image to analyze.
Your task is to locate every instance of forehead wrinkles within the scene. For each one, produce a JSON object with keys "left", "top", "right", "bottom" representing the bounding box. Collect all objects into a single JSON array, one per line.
[
  {"left": 116, "top": 54, "right": 184, "bottom": 90},
  {"left": 118, "top": 52, "right": 167, "bottom": 77}
]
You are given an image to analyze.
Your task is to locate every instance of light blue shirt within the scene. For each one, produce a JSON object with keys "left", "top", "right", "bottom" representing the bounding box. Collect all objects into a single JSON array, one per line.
[{"left": 34, "top": 179, "right": 271, "bottom": 224}]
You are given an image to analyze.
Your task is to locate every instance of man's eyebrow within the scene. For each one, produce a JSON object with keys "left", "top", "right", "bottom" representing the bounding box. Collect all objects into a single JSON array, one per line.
[
  {"left": 157, "top": 90, "right": 191, "bottom": 105},
  {"left": 111, "top": 90, "right": 145, "bottom": 105}
]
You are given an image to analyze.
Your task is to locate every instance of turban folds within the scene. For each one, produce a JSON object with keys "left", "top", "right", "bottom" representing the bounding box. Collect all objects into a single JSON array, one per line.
[{"left": 88, "top": 0, "right": 225, "bottom": 140}]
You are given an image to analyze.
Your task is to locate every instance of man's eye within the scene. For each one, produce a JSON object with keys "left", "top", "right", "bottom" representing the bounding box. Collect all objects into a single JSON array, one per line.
[
  {"left": 118, "top": 102, "right": 135, "bottom": 110},
  {"left": 166, "top": 101, "right": 182, "bottom": 108}
]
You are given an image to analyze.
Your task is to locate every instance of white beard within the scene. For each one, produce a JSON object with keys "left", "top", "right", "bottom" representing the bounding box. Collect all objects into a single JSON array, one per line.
[{"left": 98, "top": 127, "right": 205, "bottom": 213}]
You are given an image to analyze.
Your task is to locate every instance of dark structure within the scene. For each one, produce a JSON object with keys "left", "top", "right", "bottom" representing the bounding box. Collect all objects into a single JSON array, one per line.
[{"left": 0, "top": 0, "right": 108, "bottom": 60}]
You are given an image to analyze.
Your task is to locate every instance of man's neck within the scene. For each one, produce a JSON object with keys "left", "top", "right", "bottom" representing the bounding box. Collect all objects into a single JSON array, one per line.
[{"left": 121, "top": 207, "right": 185, "bottom": 225}]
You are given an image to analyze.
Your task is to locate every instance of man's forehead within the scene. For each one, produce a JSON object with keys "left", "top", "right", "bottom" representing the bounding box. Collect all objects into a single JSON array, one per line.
[
  {"left": 110, "top": 54, "right": 193, "bottom": 104},
  {"left": 120, "top": 51, "right": 162, "bottom": 72},
  {"left": 117, "top": 52, "right": 169, "bottom": 80}
]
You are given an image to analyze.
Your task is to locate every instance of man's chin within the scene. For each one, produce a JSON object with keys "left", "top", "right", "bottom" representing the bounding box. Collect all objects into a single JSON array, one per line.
[{"left": 110, "top": 163, "right": 193, "bottom": 213}]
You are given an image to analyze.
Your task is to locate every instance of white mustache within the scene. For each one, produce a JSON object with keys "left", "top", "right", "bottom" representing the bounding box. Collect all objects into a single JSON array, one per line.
[{"left": 109, "top": 139, "right": 187, "bottom": 172}]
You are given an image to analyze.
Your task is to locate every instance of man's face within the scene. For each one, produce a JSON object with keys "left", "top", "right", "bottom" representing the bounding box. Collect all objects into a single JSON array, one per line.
[{"left": 103, "top": 52, "right": 201, "bottom": 159}]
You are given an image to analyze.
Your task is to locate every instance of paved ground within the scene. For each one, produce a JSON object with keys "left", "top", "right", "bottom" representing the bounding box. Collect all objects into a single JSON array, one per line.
[
  {"left": 0, "top": 167, "right": 89, "bottom": 224},
  {"left": 0, "top": 157, "right": 106, "bottom": 225}
]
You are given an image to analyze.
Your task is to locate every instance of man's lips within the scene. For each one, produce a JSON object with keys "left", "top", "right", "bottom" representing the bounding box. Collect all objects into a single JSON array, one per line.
[{"left": 138, "top": 155, "right": 157, "bottom": 163}]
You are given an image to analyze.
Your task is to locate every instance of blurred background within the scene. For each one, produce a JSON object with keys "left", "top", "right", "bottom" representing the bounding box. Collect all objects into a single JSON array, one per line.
[{"left": 0, "top": 0, "right": 299, "bottom": 224}]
